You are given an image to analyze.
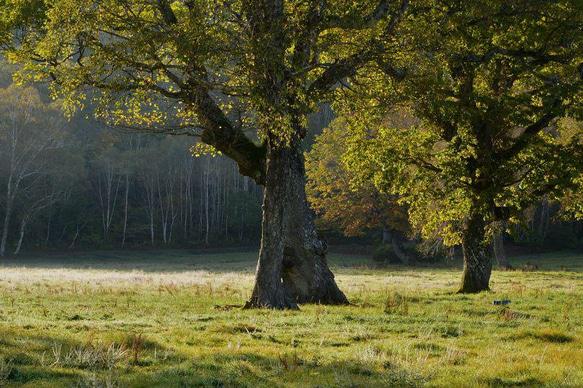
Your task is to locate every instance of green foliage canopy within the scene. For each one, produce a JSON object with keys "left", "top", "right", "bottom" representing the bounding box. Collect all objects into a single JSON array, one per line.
[
  {"left": 344, "top": 0, "right": 582, "bottom": 245},
  {"left": 306, "top": 117, "right": 409, "bottom": 237},
  {"left": 0, "top": 0, "right": 410, "bottom": 184}
]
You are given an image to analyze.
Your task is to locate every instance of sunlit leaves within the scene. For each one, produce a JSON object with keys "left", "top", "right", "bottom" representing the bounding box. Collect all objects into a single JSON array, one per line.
[
  {"left": 1, "top": 0, "right": 399, "bottom": 148},
  {"left": 342, "top": 0, "right": 582, "bottom": 245},
  {"left": 306, "top": 117, "right": 409, "bottom": 236}
]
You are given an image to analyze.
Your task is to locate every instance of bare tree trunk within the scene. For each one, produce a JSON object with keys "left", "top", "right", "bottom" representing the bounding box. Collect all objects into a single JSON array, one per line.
[
  {"left": 458, "top": 213, "right": 493, "bottom": 293},
  {"left": 14, "top": 219, "right": 26, "bottom": 255},
  {"left": 0, "top": 200, "right": 13, "bottom": 257},
  {"left": 96, "top": 164, "right": 121, "bottom": 238},
  {"left": 122, "top": 172, "right": 129, "bottom": 248},
  {"left": 45, "top": 215, "right": 51, "bottom": 245},
  {"left": 141, "top": 173, "right": 156, "bottom": 246},
  {"left": 69, "top": 222, "right": 87, "bottom": 249},
  {"left": 204, "top": 157, "right": 210, "bottom": 244},
  {"left": 492, "top": 221, "right": 511, "bottom": 270},
  {"left": 156, "top": 171, "right": 169, "bottom": 244},
  {"left": 246, "top": 137, "right": 348, "bottom": 308}
]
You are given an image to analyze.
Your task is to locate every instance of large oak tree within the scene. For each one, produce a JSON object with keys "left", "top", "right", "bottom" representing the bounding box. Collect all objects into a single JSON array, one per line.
[
  {"left": 0, "top": 0, "right": 410, "bottom": 308},
  {"left": 344, "top": 0, "right": 582, "bottom": 292}
]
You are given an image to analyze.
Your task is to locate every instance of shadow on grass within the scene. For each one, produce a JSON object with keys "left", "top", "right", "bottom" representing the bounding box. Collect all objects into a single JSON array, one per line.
[
  {"left": 0, "top": 325, "right": 188, "bottom": 386},
  {"left": 0, "top": 325, "right": 428, "bottom": 387},
  {"left": 0, "top": 248, "right": 260, "bottom": 273},
  {"left": 0, "top": 248, "right": 581, "bottom": 275},
  {"left": 480, "top": 376, "right": 542, "bottom": 387}
]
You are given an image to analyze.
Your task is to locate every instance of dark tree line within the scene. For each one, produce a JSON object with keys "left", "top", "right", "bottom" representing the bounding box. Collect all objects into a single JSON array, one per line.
[{"left": 0, "top": 83, "right": 263, "bottom": 256}]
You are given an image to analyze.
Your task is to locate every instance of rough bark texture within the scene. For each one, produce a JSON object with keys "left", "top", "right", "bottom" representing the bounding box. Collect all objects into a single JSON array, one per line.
[
  {"left": 245, "top": 136, "right": 348, "bottom": 309},
  {"left": 458, "top": 214, "right": 493, "bottom": 293},
  {"left": 192, "top": 86, "right": 267, "bottom": 185},
  {"left": 280, "top": 145, "right": 348, "bottom": 305},
  {"left": 245, "top": 140, "right": 298, "bottom": 309}
]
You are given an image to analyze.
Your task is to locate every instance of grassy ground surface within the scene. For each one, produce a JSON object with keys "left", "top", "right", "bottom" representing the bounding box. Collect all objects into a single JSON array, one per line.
[{"left": 0, "top": 249, "right": 581, "bottom": 387}]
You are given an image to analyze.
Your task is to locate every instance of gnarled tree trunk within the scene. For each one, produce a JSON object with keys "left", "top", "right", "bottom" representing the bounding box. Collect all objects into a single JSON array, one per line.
[
  {"left": 382, "top": 226, "right": 413, "bottom": 265},
  {"left": 280, "top": 143, "right": 348, "bottom": 305},
  {"left": 458, "top": 214, "right": 493, "bottom": 293},
  {"left": 245, "top": 139, "right": 299, "bottom": 309},
  {"left": 245, "top": 136, "right": 347, "bottom": 309}
]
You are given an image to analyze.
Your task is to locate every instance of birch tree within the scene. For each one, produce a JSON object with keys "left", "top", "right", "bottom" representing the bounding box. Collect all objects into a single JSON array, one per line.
[{"left": 0, "top": 85, "right": 63, "bottom": 256}]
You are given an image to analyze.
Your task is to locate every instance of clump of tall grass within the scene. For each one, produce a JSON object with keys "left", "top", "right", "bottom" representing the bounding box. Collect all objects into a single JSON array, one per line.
[
  {"left": 49, "top": 342, "right": 128, "bottom": 369},
  {"left": 74, "top": 371, "right": 120, "bottom": 388},
  {"left": 384, "top": 292, "right": 409, "bottom": 315},
  {"left": 0, "top": 357, "right": 13, "bottom": 386}
]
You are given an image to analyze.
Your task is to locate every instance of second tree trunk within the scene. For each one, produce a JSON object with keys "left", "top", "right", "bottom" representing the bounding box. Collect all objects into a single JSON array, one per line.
[{"left": 458, "top": 214, "right": 493, "bottom": 293}]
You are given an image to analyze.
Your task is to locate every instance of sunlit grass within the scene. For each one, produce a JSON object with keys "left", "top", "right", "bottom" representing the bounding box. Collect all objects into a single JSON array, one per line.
[{"left": 0, "top": 250, "right": 581, "bottom": 387}]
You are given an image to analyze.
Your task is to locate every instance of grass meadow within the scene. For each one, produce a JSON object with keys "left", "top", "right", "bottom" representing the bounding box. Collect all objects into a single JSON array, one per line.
[{"left": 0, "top": 249, "right": 581, "bottom": 387}]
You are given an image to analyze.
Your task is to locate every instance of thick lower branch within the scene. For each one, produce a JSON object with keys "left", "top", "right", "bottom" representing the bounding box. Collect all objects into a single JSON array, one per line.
[{"left": 188, "top": 87, "right": 267, "bottom": 184}]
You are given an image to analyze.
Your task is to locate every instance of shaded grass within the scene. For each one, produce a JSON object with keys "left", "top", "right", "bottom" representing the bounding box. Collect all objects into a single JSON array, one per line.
[{"left": 0, "top": 249, "right": 581, "bottom": 387}]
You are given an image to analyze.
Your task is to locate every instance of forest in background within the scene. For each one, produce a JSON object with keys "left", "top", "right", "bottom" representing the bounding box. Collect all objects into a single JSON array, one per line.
[
  {"left": 0, "top": 62, "right": 343, "bottom": 255},
  {"left": 0, "top": 62, "right": 581, "bottom": 257},
  {"left": 0, "top": 62, "right": 268, "bottom": 254}
]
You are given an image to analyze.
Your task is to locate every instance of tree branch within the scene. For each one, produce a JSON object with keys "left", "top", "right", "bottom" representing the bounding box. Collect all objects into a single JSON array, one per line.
[
  {"left": 185, "top": 85, "right": 266, "bottom": 184},
  {"left": 321, "top": 0, "right": 391, "bottom": 30},
  {"left": 308, "top": 0, "right": 409, "bottom": 96},
  {"left": 156, "top": 0, "right": 178, "bottom": 25},
  {"left": 494, "top": 98, "right": 561, "bottom": 163}
]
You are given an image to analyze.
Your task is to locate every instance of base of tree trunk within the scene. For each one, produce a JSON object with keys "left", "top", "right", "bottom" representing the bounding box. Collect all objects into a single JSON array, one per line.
[
  {"left": 244, "top": 139, "right": 348, "bottom": 310},
  {"left": 456, "top": 282, "right": 491, "bottom": 294},
  {"left": 457, "top": 215, "right": 493, "bottom": 294},
  {"left": 279, "top": 139, "right": 348, "bottom": 306},
  {"left": 243, "top": 286, "right": 299, "bottom": 310},
  {"left": 457, "top": 254, "right": 492, "bottom": 293},
  {"left": 282, "top": 243, "right": 349, "bottom": 305}
]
